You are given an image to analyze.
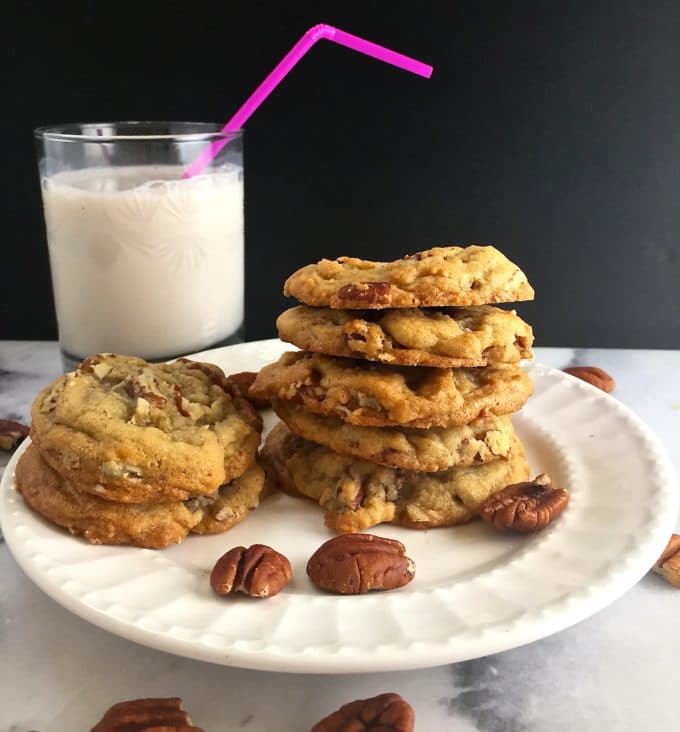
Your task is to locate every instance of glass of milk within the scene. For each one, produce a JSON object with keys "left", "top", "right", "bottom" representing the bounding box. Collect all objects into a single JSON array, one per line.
[{"left": 35, "top": 122, "right": 244, "bottom": 369}]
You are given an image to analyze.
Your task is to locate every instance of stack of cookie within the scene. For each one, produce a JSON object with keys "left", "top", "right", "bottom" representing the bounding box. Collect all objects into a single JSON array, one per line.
[
  {"left": 15, "top": 354, "right": 265, "bottom": 548},
  {"left": 255, "top": 246, "right": 535, "bottom": 533}
]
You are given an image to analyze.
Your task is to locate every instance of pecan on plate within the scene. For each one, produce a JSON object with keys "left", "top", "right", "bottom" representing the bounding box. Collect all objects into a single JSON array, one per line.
[
  {"left": 210, "top": 544, "right": 292, "bottom": 598},
  {"left": 563, "top": 366, "right": 615, "bottom": 393},
  {"left": 653, "top": 533, "right": 680, "bottom": 588},
  {"left": 0, "top": 419, "right": 30, "bottom": 451},
  {"left": 310, "top": 692, "right": 415, "bottom": 732},
  {"left": 307, "top": 534, "right": 415, "bottom": 595},
  {"left": 480, "top": 474, "right": 569, "bottom": 532},
  {"left": 90, "top": 697, "right": 203, "bottom": 731},
  {"left": 228, "top": 371, "right": 271, "bottom": 409}
]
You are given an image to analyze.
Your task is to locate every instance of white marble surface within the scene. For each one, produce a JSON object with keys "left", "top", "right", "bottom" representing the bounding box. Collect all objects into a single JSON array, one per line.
[{"left": 1, "top": 342, "right": 678, "bottom": 732}]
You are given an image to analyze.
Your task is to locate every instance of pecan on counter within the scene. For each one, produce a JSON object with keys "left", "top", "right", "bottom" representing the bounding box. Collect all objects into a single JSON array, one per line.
[
  {"left": 563, "top": 366, "right": 615, "bottom": 393},
  {"left": 0, "top": 419, "right": 30, "bottom": 451},
  {"left": 310, "top": 692, "right": 415, "bottom": 732},
  {"left": 653, "top": 533, "right": 680, "bottom": 588},
  {"left": 90, "top": 697, "right": 203, "bottom": 731}
]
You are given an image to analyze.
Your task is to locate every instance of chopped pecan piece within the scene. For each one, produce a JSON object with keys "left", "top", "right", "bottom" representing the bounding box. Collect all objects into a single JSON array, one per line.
[
  {"left": 90, "top": 697, "right": 203, "bottom": 731},
  {"left": 310, "top": 692, "right": 415, "bottom": 732},
  {"left": 563, "top": 366, "right": 615, "bottom": 393},
  {"left": 480, "top": 474, "right": 569, "bottom": 532},
  {"left": 307, "top": 534, "right": 415, "bottom": 595},
  {"left": 210, "top": 544, "right": 292, "bottom": 598},
  {"left": 0, "top": 419, "right": 30, "bottom": 451},
  {"left": 653, "top": 533, "right": 680, "bottom": 588},
  {"left": 336, "top": 282, "right": 393, "bottom": 306}
]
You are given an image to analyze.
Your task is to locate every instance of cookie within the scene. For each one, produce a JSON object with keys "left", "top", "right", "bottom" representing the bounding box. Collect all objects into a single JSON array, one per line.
[
  {"left": 191, "top": 462, "right": 267, "bottom": 535},
  {"left": 283, "top": 246, "right": 534, "bottom": 309},
  {"left": 277, "top": 305, "right": 533, "bottom": 367},
  {"left": 273, "top": 399, "right": 515, "bottom": 472},
  {"left": 15, "top": 443, "right": 203, "bottom": 548},
  {"left": 250, "top": 352, "right": 533, "bottom": 428},
  {"left": 16, "top": 444, "right": 267, "bottom": 547},
  {"left": 31, "top": 354, "right": 262, "bottom": 504},
  {"left": 261, "top": 423, "right": 530, "bottom": 533}
]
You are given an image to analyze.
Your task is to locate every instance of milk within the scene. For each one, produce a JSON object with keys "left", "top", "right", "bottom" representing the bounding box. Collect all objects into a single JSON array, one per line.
[{"left": 41, "top": 165, "right": 243, "bottom": 360}]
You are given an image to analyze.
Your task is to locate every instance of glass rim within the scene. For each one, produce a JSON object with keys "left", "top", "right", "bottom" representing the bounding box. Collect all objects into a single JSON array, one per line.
[{"left": 34, "top": 121, "right": 244, "bottom": 143}]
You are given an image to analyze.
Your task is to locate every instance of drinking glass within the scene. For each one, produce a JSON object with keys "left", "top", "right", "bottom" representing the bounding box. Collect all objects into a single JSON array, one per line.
[{"left": 34, "top": 121, "right": 244, "bottom": 370}]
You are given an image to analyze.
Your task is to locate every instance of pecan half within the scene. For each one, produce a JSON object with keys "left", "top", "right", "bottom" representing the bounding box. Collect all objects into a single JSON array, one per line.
[
  {"left": 210, "top": 544, "right": 292, "bottom": 598},
  {"left": 307, "top": 534, "right": 415, "bottom": 595},
  {"left": 90, "top": 697, "right": 203, "bottom": 731},
  {"left": 311, "top": 693, "right": 415, "bottom": 732},
  {"left": 228, "top": 371, "right": 271, "bottom": 409},
  {"left": 563, "top": 366, "right": 615, "bottom": 393},
  {"left": 653, "top": 533, "right": 680, "bottom": 588},
  {"left": 480, "top": 474, "right": 569, "bottom": 532},
  {"left": 336, "top": 282, "right": 393, "bottom": 306},
  {"left": 0, "top": 419, "right": 30, "bottom": 451}
]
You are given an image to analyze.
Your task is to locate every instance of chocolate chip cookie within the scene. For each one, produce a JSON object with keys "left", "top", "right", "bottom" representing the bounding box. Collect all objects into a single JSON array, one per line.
[
  {"left": 283, "top": 246, "right": 534, "bottom": 309},
  {"left": 31, "top": 354, "right": 262, "bottom": 503},
  {"left": 250, "top": 352, "right": 533, "bottom": 428},
  {"left": 273, "top": 399, "right": 515, "bottom": 472},
  {"left": 277, "top": 305, "right": 533, "bottom": 367},
  {"left": 262, "top": 423, "right": 530, "bottom": 533}
]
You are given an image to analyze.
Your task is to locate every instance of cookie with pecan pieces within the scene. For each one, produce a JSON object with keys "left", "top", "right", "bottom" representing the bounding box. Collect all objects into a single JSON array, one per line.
[
  {"left": 15, "top": 443, "right": 267, "bottom": 547},
  {"left": 250, "top": 352, "right": 533, "bottom": 428},
  {"left": 31, "top": 354, "right": 262, "bottom": 503},
  {"left": 15, "top": 443, "right": 203, "bottom": 548},
  {"left": 261, "top": 423, "right": 530, "bottom": 533},
  {"left": 16, "top": 444, "right": 266, "bottom": 547},
  {"left": 191, "top": 462, "right": 267, "bottom": 535},
  {"left": 277, "top": 305, "right": 533, "bottom": 367},
  {"left": 273, "top": 399, "right": 515, "bottom": 472},
  {"left": 283, "top": 245, "right": 534, "bottom": 309}
]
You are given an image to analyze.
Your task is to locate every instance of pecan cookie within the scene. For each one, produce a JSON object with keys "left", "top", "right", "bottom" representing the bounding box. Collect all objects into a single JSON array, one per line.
[
  {"left": 15, "top": 444, "right": 266, "bottom": 547},
  {"left": 250, "top": 352, "right": 533, "bottom": 428},
  {"left": 283, "top": 245, "right": 534, "bottom": 309},
  {"left": 277, "top": 305, "right": 533, "bottom": 367},
  {"left": 15, "top": 443, "right": 203, "bottom": 548},
  {"left": 273, "top": 399, "right": 515, "bottom": 472},
  {"left": 191, "top": 462, "right": 267, "bottom": 535},
  {"left": 261, "top": 423, "right": 530, "bottom": 533},
  {"left": 31, "top": 354, "right": 262, "bottom": 503}
]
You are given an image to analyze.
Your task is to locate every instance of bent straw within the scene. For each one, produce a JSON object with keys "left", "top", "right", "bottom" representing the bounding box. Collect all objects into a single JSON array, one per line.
[{"left": 182, "top": 24, "right": 433, "bottom": 178}]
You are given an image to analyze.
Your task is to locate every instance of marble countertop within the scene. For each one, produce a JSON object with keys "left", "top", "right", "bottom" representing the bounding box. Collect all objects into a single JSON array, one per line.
[{"left": 1, "top": 342, "right": 678, "bottom": 732}]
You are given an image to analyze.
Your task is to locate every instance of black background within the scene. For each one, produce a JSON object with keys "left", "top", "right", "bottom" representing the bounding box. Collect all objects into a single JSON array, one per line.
[{"left": 4, "top": 1, "right": 680, "bottom": 347}]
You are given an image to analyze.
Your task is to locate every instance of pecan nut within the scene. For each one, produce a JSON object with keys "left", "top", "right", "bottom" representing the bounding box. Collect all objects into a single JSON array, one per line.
[
  {"left": 210, "top": 544, "right": 292, "bottom": 598},
  {"left": 480, "top": 474, "right": 569, "bottom": 532},
  {"left": 336, "top": 282, "right": 393, "bottom": 306},
  {"left": 563, "top": 366, "right": 615, "bottom": 393},
  {"left": 310, "top": 693, "right": 415, "bottom": 732},
  {"left": 307, "top": 534, "right": 415, "bottom": 595},
  {"left": 0, "top": 419, "right": 30, "bottom": 451},
  {"left": 228, "top": 370, "right": 271, "bottom": 409},
  {"left": 653, "top": 533, "right": 680, "bottom": 588},
  {"left": 90, "top": 697, "right": 203, "bottom": 731}
]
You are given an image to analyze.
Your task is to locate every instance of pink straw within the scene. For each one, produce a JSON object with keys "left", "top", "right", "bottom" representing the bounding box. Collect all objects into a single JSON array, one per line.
[{"left": 182, "top": 24, "right": 433, "bottom": 178}]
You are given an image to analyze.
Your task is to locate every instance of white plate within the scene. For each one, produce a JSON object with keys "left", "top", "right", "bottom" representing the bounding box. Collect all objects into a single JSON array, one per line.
[{"left": 1, "top": 340, "right": 677, "bottom": 673}]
